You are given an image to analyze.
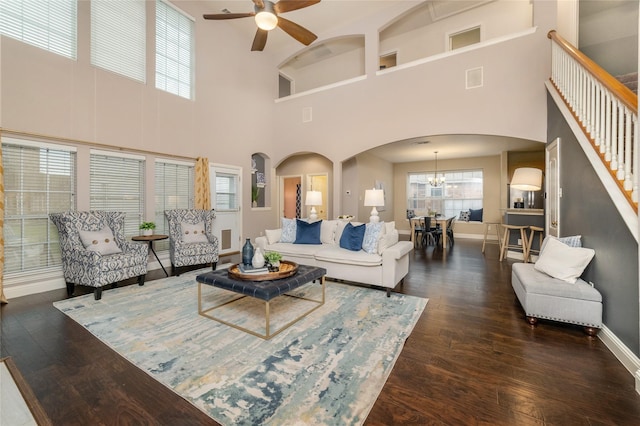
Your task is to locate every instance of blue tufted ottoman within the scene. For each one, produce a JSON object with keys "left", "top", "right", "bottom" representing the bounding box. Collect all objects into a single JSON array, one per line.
[{"left": 196, "top": 264, "right": 326, "bottom": 339}]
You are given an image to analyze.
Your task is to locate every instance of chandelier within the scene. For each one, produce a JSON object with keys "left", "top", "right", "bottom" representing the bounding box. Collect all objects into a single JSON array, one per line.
[{"left": 428, "top": 151, "right": 446, "bottom": 187}]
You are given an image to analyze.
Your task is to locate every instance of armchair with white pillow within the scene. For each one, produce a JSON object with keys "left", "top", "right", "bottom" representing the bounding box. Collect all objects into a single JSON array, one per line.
[
  {"left": 49, "top": 211, "right": 148, "bottom": 300},
  {"left": 164, "top": 209, "right": 219, "bottom": 276},
  {"left": 511, "top": 234, "right": 602, "bottom": 336}
]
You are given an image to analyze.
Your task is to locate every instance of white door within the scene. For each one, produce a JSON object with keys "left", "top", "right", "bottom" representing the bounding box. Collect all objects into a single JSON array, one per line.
[
  {"left": 210, "top": 164, "right": 242, "bottom": 256},
  {"left": 546, "top": 138, "right": 560, "bottom": 237}
]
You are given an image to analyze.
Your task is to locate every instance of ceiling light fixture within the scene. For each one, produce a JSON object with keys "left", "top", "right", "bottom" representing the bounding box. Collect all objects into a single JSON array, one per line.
[
  {"left": 255, "top": 2, "right": 278, "bottom": 30},
  {"left": 428, "top": 151, "right": 446, "bottom": 187}
]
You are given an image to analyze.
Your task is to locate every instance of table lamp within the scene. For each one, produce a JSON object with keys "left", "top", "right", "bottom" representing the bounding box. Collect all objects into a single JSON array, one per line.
[
  {"left": 511, "top": 167, "right": 542, "bottom": 208},
  {"left": 305, "top": 190, "right": 322, "bottom": 221},
  {"left": 364, "top": 188, "right": 384, "bottom": 223}
]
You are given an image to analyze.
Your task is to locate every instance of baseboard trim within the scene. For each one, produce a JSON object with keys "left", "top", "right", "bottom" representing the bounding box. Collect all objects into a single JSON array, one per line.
[{"left": 598, "top": 325, "right": 640, "bottom": 394}]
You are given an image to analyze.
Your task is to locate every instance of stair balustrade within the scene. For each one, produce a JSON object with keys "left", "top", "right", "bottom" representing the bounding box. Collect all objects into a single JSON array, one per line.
[{"left": 548, "top": 30, "right": 638, "bottom": 211}]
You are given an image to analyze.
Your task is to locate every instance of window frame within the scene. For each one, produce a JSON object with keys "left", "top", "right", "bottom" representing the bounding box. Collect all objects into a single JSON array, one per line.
[
  {"left": 2, "top": 137, "right": 77, "bottom": 276},
  {"left": 0, "top": 0, "right": 77, "bottom": 59},
  {"left": 154, "top": 158, "right": 195, "bottom": 250},
  {"left": 155, "top": 0, "right": 195, "bottom": 99},
  {"left": 407, "top": 169, "right": 483, "bottom": 218}
]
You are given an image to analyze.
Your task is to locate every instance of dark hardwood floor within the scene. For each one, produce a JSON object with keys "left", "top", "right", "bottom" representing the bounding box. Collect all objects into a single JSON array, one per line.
[{"left": 2, "top": 240, "right": 640, "bottom": 425}]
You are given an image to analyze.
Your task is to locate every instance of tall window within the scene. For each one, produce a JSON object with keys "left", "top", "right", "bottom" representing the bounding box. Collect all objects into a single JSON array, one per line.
[
  {"left": 91, "top": 0, "right": 146, "bottom": 82},
  {"left": 90, "top": 150, "right": 145, "bottom": 236},
  {"left": 3, "top": 139, "right": 76, "bottom": 274},
  {"left": 156, "top": 0, "right": 194, "bottom": 99},
  {"left": 408, "top": 170, "right": 483, "bottom": 217},
  {"left": 154, "top": 159, "right": 194, "bottom": 250},
  {"left": 0, "top": 0, "right": 77, "bottom": 59},
  {"left": 215, "top": 173, "right": 239, "bottom": 211}
]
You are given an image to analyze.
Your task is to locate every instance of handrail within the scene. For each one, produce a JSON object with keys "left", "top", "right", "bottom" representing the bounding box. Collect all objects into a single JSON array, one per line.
[{"left": 548, "top": 30, "right": 637, "bottom": 114}]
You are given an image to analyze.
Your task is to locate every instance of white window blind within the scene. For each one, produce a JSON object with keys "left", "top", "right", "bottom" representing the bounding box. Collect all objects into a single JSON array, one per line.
[
  {"left": 90, "top": 150, "right": 145, "bottom": 237},
  {"left": 156, "top": 0, "right": 194, "bottom": 99},
  {"left": 216, "top": 173, "right": 239, "bottom": 211},
  {"left": 154, "top": 159, "right": 194, "bottom": 250},
  {"left": 2, "top": 139, "right": 76, "bottom": 274},
  {"left": 91, "top": 0, "right": 146, "bottom": 82},
  {"left": 0, "top": 0, "right": 77, "bottom": 59}
]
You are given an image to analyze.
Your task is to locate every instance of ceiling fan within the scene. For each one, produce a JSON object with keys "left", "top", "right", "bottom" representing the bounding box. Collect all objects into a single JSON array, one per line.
[{"left": 204, "top": 0, "right": 320, "bottom": 51}]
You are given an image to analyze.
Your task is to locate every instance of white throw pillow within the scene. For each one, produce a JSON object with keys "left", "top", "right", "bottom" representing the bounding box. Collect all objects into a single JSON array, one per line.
[
  {"left": 534, "top": 237, "right": 595, "bottom": 283},
  {"left": 78, "top": 227, "right": 122, "bottom": 255},
  {"left": 181, "top": 221, "right": 208, "bottom": 243},
  {"left": 320, "top": 220, "right": 338, "bottom": 244},
  {"left": 265, "top": 229, "right": 281, "bottom": 245},
  {"left": 377, "top": 229, "right": 399, "bottom": 255},
  {"left": 384, "top": 221, "right": 395, "bottom": 235}
]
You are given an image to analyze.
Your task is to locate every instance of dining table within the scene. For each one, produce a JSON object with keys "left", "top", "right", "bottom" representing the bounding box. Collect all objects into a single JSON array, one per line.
[{"left": 410, "top": 215, "right": 456, "bottom": 248}]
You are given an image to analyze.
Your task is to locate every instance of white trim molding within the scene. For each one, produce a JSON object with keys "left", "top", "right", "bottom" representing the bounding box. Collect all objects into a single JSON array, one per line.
[{"left": 598, "top": 325, "right": 640, "bottom": 395}]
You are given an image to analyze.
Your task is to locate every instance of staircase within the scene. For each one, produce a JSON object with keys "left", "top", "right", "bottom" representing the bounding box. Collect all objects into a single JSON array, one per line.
[{"left": 547, "top": 30, "right": 638, "bottom": 214}]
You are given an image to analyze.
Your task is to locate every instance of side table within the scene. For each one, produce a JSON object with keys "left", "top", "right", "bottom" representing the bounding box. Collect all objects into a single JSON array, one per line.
[{"left": 131, "top": 234, "right": 169, "bottom": 276}]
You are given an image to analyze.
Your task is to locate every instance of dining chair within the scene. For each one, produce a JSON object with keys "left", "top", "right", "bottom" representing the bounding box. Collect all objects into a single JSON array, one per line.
[{"left": 421, "top": 216, "right": 436, "bottom": 247}]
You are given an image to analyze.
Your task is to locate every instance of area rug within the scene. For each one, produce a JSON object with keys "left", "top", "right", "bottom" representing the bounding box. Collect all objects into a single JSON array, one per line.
[{"left": 53, "top": 269, "right": 427, "bottom": 425}]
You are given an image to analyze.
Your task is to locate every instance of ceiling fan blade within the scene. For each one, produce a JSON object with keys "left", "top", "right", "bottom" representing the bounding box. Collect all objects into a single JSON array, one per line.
[
  {"left": 277, "top": 16, "right": 317, "bottom": 46},
  {"left": 251, "top": 29, "right": 268, "bottom": 51},
  {"left": 275, "top": 0, "right": 321, "bottom": 14},
  {"left": 203, "top": 13, "right": 255, "bottom": 20}
]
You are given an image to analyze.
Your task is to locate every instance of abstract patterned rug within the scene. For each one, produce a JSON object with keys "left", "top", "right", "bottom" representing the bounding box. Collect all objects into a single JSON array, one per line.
[{"left": 54, "top": 269, "right": 427, "bottom": 425}]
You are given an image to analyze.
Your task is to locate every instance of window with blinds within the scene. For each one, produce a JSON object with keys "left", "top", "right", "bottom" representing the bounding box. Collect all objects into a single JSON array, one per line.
[
  {"left": 91, "top": 0, "right": 146, "bottom": 82},
  {"left": 0, "top": 0, "right": 77, "bottom": 59},
  {"left": 216, "top": 173, "right": 239, "bottom": 211},
  {"left": 408, "top": 169, "right": 483, "bottom": 217},
  {"left": 156, "top": 0, "right": 194, "bottom": 99},
  {"left": 154, "top": 159, "right": 194, "bottom": 250},
  {"left": 90, "top": 150, "right": 145, "bottom": 237},
  {"left": 2, "top": 139, "right": 76, "bottom": 274}
]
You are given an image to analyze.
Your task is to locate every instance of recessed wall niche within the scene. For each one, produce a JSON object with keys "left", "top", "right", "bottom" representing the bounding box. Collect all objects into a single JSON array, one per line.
[{"left": 251, "top": 153, "right": 269, "bottom": 208}]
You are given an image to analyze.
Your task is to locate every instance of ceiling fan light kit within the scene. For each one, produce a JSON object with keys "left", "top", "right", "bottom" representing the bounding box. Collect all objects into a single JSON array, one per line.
[
  {"left": 255, "top": 2, "right": 278, "bottom": 30},
  {"left": 204, "top": 0, "right": 320, "bottom": 51}
]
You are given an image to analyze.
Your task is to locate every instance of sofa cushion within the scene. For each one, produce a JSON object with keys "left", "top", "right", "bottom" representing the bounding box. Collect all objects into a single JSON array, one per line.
[
  {"left": 263, "top": 242, "right": 319, "bottom": 260},
  {"left": 265, "top": 229, "right": 281, "bottom": 245},
  {"left": 79, "top": 227, "right": 122, "bottom": 255},
  {"left": 295, "top": 219, "right": 322, "bottom": 244},
  {"left": 362, "top": 222, "right": 384, "bottom": 254},
  {"left": 315, "top": 245, "right": 382, "bottom": 266},
  {"left": 340, "top": 222, "right": 366, "bottom": 251},
  {"left": 534, "top": 237, "right": 595, "bottom": 284},
  {"left": 280, "top": 218, "right": 296, "bottom": 243},
  {"left": 513, "top": 263, "right": 601, "bottom": 302},
  {"left": 378, "top": 229, "right": 399, "bottom": 255},
  {"left": 320, "top": 220, "right": 338, "bottom": 244},
  {"left": 459, "top": 210, "right": 471, "bottom": 222},
  {"left": 469, "top": 208, "right": 483, "bottom": 222}
]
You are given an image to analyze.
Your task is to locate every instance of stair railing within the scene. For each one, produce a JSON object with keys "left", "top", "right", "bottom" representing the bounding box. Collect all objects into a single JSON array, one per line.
[{"left": 548, "top": 30, "right": 638, "bottom": 210}]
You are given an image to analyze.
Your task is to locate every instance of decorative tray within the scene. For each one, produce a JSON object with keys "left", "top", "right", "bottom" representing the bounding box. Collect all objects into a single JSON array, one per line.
[{"left": 228, "top": 260, "right": 298, "bottom": 281}]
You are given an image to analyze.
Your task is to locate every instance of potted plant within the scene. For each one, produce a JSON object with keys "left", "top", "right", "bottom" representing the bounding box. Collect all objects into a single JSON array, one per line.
[
  {"left": 264, "top": 251, "right": 282, "bottom": 272},
  {"left": 251, "top": 186, "right": 261, "bottom": 208},
  {"left": 139, "top": 221, "right": 156, "bottom": 236}
]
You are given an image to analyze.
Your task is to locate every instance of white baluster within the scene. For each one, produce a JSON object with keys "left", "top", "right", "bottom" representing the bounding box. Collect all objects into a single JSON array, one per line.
[
  {"left": 604, "top": 90, "right": 612, "bottom": 162},
  {"left": 617, "top": 104, "right": 626, "bottom": 181},
  {"left": 611, "top": 98, "right": 618, "bottom": 170},
  {"left": 624, "top": 106, "right": 633, "bottom": 191}
]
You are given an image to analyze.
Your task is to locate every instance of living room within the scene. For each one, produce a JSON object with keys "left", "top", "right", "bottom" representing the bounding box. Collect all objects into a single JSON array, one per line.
[{"left": 1, "top": 0, "right": 639, "bottom": 423}]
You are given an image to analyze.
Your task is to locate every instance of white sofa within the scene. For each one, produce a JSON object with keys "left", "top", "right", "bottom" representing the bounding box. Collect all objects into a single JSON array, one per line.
[{"left": 255, "top": 220, "right": 413, "bottom": 296}]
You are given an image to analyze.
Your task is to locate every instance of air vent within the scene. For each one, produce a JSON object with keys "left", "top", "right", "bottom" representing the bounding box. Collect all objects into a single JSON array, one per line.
[{"left": 466, "top": 67, "right": 483, "bottom": 89}]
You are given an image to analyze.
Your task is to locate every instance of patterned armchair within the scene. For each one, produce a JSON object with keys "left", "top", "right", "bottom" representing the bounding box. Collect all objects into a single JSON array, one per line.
[
  {"left": 164, "top": 209, "right": 219, "bottom": 275},
  {"left": 49, "top": 211, "right": 148, "bottom": 300}
]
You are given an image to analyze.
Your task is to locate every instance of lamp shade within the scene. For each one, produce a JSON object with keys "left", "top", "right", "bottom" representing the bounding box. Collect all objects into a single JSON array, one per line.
[
  {"left": 511, "top": 168, "right": 542, "bottom": 191},
  {"left": 305, "top": 190, "right": 322, "bottom": 206},
  {"left": 364, "top": 188, "right": 384, "bottom": 207}
]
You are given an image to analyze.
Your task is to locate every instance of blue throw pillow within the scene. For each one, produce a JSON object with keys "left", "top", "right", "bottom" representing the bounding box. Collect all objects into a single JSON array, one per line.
[
  {"left": 469, "top": 208, "right": 483, "bottom": 222},
  {"left": 294, "top": 219, "right": 322, "bottom": 244},
  {"left": 362, "top": 222, "right": 384, "bottom": 254},
  {"left": 339, "top": 222, "right": 366, "bottom": 251}
]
